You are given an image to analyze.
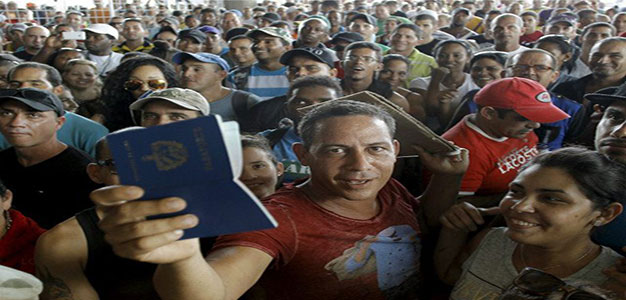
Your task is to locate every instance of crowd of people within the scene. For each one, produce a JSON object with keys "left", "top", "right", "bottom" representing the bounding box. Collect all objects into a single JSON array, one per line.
[{"left": 0, "top": 0, "right": 626, "bottom": 299}]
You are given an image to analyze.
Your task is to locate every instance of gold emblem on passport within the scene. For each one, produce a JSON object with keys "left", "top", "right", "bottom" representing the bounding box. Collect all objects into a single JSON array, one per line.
[{"left": 142, "top": 141, "right": 189, "bottom": 171}]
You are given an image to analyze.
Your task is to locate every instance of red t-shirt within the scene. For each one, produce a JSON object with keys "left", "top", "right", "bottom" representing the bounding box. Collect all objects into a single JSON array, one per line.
[
  {"left": 213, "top": 179, "right": 423, "bottom": 300},
  {"left": 520, "top": 31, "right": 544, "bottom": 45},
  {"left": 442, "top": 116, "right": 539, "bottom": 195}
]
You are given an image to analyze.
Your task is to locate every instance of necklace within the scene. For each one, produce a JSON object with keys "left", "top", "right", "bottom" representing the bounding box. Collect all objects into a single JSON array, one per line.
[{"left": 519, "top": 243, "right": 596, "bottom": 271}]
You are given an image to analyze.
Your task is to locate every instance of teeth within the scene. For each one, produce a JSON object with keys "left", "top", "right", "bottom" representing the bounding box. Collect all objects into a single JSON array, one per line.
[
  {"left": 511, "top": 219, "right": 538, "bottom": 227},
  {"left": 346, "top": 180, "right": 367, "bottom": 184}
]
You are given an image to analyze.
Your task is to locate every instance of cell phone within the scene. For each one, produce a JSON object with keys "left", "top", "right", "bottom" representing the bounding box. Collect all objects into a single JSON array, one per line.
[{"left": 62, "top": 31, "right": 86, "bottom": 40}]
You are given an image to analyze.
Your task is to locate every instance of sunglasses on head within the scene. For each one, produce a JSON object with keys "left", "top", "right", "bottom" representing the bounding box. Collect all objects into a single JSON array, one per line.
[
  {"left": 0, "top": 88, "right": 51, "bottom": 101},
  {"left": 123, "top": 79, "right": 167, "bottom": 92},
  {"left": 500, "top": 267, "right": 605, "bottom": 300}
]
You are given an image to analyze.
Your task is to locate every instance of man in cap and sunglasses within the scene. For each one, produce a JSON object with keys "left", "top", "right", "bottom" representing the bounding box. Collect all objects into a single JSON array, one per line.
[
  {"left": 174, "top": 52, "right": 261, "bottom": 122},
  {"left": 0, "top": 88, "right": 100, "bottom": 229}
]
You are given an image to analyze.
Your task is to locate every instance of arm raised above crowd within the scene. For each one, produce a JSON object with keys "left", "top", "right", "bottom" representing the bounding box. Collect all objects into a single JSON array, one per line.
[{"left": 92, "top": 185, "right": 273, "bottom": 300}]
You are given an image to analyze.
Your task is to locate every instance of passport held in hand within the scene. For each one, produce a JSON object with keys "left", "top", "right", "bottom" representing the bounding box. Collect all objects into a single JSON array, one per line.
[{"left": 106, "top": 115, "right": 278, "bottom": 239}]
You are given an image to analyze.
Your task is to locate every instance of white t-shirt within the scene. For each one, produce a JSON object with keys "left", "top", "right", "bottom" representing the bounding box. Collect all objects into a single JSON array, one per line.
[
  {"left": 409, "top": 73, "right": 480, "bottom": 110},
  {"left": 87, "top": 52, "right": 123, "bottom": 77}
]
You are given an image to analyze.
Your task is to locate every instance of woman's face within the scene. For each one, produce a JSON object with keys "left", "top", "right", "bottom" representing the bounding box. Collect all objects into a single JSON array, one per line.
[
  {"left": 470, "top": 58, "right": 503, "bottom": 87},
  {"left": 63, "top": 64, "right": 97, "bottom": 89},
  {"left": 436, "top": 43, "right": 469, "bottom": 73},
  {"left": 379, "top": 59, "right": 408, "bottom": 90},
  {"left": 239, "top": 146, "right": 282, "bottom": 199},
  {"left": 127, "top": 65, "right": 168, "bottom": 99},
  {"left": 500, "top": 165, "right": 602, "bottom": 248},
  {"left": 53, "top": 51, "right": 84, "bottom": 72}
]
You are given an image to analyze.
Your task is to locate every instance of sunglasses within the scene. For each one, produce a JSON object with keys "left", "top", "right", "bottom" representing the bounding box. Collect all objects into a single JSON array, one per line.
[
  {"left": 501, "top": 267, "right": 605, "bottom": 300},
  {"left": 0, "top": 88, "right": 52, "bottom": 101},
  {"left": 123, "top": 79, "right": 167, "bottom": 92},
  {"left": 96, "top": 159, "right": 118, "bottom": 174}
]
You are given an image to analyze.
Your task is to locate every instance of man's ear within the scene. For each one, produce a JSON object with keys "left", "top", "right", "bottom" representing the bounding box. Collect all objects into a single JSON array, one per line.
[
  {"left": 55, "top": 115, "right": 66, "bottom": 131},
  {"left": 393, "top": 139, "right": 400, "bottom": 157},
  {"left": 275, "top": 161, "right": 284, "bottom": 177},
  {"left": 479, "top": 106, "right": 497, "bottom": 120},
  {"left": 562, "top": 52, "right": 573, "bottom": 63},
  {"left": 329, "top": 67, "right": 338, "bottom": 77},
  {"left": 52, "top": 84, "right": 64, "bottom": 96},
  {"left": 593, "top": 103, "right": 605, "bottom": 114},
  {"left": 293, "top": 142, "right": 311, "bottom": 166},
  {"left": 86, "top": 163, "right": 105, "bottom": 184}
]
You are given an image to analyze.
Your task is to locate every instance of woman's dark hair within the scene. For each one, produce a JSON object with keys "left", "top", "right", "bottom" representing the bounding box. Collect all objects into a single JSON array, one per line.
[
  {"left": 101, "top": 56, "right": 178, "bottom": 131},
  {"left": 383, "top": 53, "right": 410, "bottom": 67},
  {"left": 470, "top": 51, "right": 508, "bottom": 67},
  {"left": 48, "top": 48, "right": 85, "bottom": 72},
  {"left": 241, "top": 135, "right": 278, "bottom": 165},
  {"left": 433, "top": 39, "right": 473, "bottom": 59},
  {"left": 533, "top": 34, "right": 577, "bottom": 73},
  {"left": 521, "top": 147, "right": 626, "bottom": 209},
  {"left": 0, "top": 178, "right": 7, "bottom": 198}
]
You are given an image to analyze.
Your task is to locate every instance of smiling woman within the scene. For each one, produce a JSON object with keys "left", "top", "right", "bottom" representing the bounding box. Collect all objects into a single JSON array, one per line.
[{"left": 435, "top": 148, "right": 626, "bottom": 299}]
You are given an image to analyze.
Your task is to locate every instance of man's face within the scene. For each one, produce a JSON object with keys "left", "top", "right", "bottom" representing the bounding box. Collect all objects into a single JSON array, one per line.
[
  {"left": 493, "top": 16, "right": 524, "bottom": 44},
  {"left": 582, "top": 26, "right": 613, "bottom": 49},
  {"left": 333, "top": 40, "right": 351, "bottom": 60},
  {"left": 180, "top": 60, "right": 223, "bottom": 93},
  {"left": 122, "top": 20, "right": 144, "bottom": 41},
  {"left": 375, "top": 5, "right": 390, "bottom": 19},
  {"left": 299, "top": 19, "right": 327, "bottom": 46},
  {"left": 229, "top": 38, "right": 256, "bottom": 66},
  {"left": 185, "top": 17, "right": 199, "bottom": 28},
  {"left": 414, "top": 19, "right": 436, "bottom": 37},
  {"left": 343, "top": 47, "right": 381, "bottom": 81},
  {"left": 595, "top": 101, "right": 626, "bottom": 163},
  {"left": 384, "top": 19, "right": 399, "bottom": 35},
  {"left": 452, "top": 11, "right": 470, "bottom": 27},
  {"left": 296, "top": 115, "right": 399, "bottom": 203},
  {"left": 287, "top": 85, "right": 338, "bottom": 121},
  {"left": 8, "top": 68, "right": 54, "bottom": 91},
  {"left": 23, "top": 27, "right": 49, "bottom": 52},
  {"left": 379, "top": 59, "right": 408, "bottom": 89},
  {"left": 287, "top": 56, "right": 334, "bottom": 81},
  {"left": 252, "top": 34, "right": 289, "bottom": 62},
  {"left": 511, "top": 52, "right": 558, "bottom": 88},
  {"left": 205, "top": 33, "right": 221, "bottom": 53},
  {"left": 140, "top": 100, "right": 200, "bottom": 127},
  {"left": 349, "top": 19, "right": 376, "bottom": 40},
  {"left": 613, "top": 14, "right": 626, "bottom": 33},
  {"left": 0, "top": 100, "right": 64, "bottom": 149},
  {"left": 66, "top": 13, "right": 82, "bottom": 29},
  {"left": 390, "top": 27, "right": 419, "bottom": 53},
  {"left": 589, "top": 41, "right": 626, "bottom": 79},
  {"left": 85, "top": 32, "right": 114, "bottom": 54},
  {"left": 328, "top": 11, "right": 341, "bottom": 27},
  {"left": 579, "top": 13, "right": 596, "bottom": 28},
  {"left": 177, "top": 37, "right": 204, "bottom": 53},
  {"left": 221, "top": 12, "right": 241, "bottom": 32},
  {"left": 201, "top": 12, "right": 217, "bottom": 26},
  {"left": 155, "top": 31, "right": 177, "bottom": 47},
  {"left": 546, "top": 22, "right": 576, "bottom": 40},
  {"left": 521, "top": 15, "right": 537, "bottom": 34},
  {"left": 488, "top": 109, "right": 541, "bottom": 139}
]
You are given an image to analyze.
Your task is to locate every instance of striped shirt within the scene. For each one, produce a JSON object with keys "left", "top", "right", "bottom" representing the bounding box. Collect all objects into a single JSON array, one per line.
[{"left": 228, "top": 63, "right": 290, "bottom": 101}]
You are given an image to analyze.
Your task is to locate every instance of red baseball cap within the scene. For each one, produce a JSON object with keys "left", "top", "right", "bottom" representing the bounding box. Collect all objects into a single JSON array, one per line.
[{"left": 474, "top": 77, "right": 570, "bottom": 123}]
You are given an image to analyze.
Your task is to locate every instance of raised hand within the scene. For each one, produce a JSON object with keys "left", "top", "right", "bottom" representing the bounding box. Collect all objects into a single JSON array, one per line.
[
  {"left": 440, "top": 202, "right": 500, "bottom": 232},
  {"left": 413, "top": 145, "right": 469, "bottom": 176}
]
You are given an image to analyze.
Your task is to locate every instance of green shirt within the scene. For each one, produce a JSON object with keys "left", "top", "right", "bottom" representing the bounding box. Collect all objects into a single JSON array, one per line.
[{"left": 384, "top": 48, "right": 437, "bottom": 85}]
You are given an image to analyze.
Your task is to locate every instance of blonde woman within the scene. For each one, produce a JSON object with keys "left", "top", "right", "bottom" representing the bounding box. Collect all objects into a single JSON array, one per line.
[{"left": 62, "top": 59, "right": 106, "bottom": 124}]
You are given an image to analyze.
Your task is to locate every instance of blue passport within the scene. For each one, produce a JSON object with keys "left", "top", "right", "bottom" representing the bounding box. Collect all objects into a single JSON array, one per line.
[{"left": 106, "top": 115, "right": 278, "bottom": 239}]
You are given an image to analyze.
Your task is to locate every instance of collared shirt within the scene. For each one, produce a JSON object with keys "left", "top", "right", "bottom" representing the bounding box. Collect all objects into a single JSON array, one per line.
[
  {"left": 384, "top": 48, "right": 437, "bottom": 85},
  {"left": 112, "top": 40, "right": 155, "bottom": 54}
]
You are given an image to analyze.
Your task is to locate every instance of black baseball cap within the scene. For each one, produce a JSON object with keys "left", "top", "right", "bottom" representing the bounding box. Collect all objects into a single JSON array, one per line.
[
  {"left": 280, "top": 47, "right": 336, "bottom": 67},
  {"left": 178, "top": 28, "right": 207, "bottom": 43},
  {"left": 0, "top": 88, "right": 65, "bottom": 116},
  {"left": 225, "top": 27, "right": 250, "bottom": 41},
  {"left": 585, "top": 85, "right": 626, "bottom": 107},
  {"left": 330, "top": 32, "right": 364, "bottom": 44},
  {"left": 259, "top": 12, "right": 280, "bottom": 22}
]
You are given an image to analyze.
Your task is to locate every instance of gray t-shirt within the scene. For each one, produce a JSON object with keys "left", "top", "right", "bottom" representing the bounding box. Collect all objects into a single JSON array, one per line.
[
  {"left": 209, "top": 89, "right": 262, "bottom": 122},
  {"left": 450, "top": 227, "right": 621, "bottom": 300}
]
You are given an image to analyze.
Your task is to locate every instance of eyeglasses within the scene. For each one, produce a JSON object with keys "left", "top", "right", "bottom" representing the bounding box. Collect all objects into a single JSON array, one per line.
[
  {"left": 96, "top": 159, "right": 118, "bottom": 174},
  {"left": 346, "top": 55, "right": 378, "bottom": 64},
  {"left": 0, "top": 88, "right": 52, "bottom": 101},
  {"left": 512, "top": 64, "right": 553, "bottom": 73},
  {"left": 501, "top": 267, "right": 605, "bottom": 300},
  {"left": 123, "top": 79, "right": 167, "bottom": 92}
]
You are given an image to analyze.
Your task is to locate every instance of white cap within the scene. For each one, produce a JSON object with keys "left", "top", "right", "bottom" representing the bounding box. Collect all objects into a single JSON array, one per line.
[
  {"left": 414, "top": 9, "right": 439, "bottom": 21},
  {"left": 83, "top": 23, "right": 119, "bottom": 40}
]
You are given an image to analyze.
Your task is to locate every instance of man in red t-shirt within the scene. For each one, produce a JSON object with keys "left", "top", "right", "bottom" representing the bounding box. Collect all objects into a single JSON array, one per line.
[
  {"left": 442, "top": 77, "right": 569, "bottom": 207},
  {"left": 91, "top": 100, "right": 469, "bottom": 299}
]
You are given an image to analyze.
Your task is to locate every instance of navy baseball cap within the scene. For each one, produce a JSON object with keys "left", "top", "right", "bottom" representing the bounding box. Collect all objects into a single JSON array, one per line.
[
  {"left": 178, "top": 29, "right": 207, "bottom": 43},
  {"left": 0, "top": 88, "right": 65, "bottom": 116},
  {"left": 172, "top": 52, "right": 230, "bottom": 71},
  {"left": 330, "top": 32, "right": 364, "bottom": 44},
  {"left": 280, "top": 47, "right": 336, "bottom": 67}
]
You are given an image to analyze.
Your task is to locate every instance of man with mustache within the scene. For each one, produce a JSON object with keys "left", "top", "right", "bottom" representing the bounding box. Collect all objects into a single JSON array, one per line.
[
  {"left": 442, "top": 77, "right": 569, "bottom": 208},
  {"left": 483, "top": 13, "right": 528, "bottom": 56}
]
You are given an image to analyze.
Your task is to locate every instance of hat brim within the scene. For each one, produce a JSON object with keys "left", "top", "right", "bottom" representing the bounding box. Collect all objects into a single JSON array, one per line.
[
  {"left": 248, "top": 29, "right": 293, "bottom": 43},
  {"left": 584, "top": 92, "right": 626, "bottom": 107},
  {"left": 83, "top": 28, "right": 117, "bottom": 39},
  {"left": 0, "top": 96, "right": 59, "bottom": 114},
  {"left": 279, "top": 49, "right": 333, "bottom": 67},
  {"left": 129, "top": 96, "right": 204, "bottom": 114},
  {"left": 515, "top": 104, "right": 570, "bottom": 123}
]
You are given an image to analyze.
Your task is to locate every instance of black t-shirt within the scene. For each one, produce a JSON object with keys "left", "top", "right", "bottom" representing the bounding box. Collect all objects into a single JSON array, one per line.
[
  {"left": 416, "top": 39, "right": 441, "bottom": 57},
  {"left": 0, "top": 146, "right": 100, "bottom": 228},
  {"left": 13, "top": 50, "right": 34, "bottom": 61},
  {"left": 241, "top": 95, "right": 288, "bottom": 133}
]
